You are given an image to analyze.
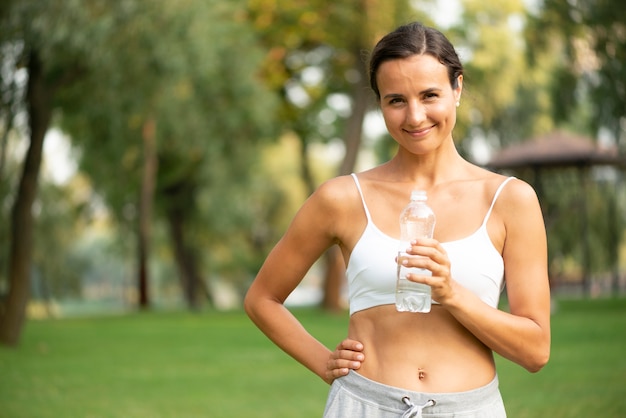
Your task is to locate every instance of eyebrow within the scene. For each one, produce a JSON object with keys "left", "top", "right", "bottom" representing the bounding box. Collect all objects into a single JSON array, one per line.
[
  {"left": 382, "top": 93, "right": 404, "bottom": 100},
  {"left": 382, "top": 87, "right": 442, "bottom": 100}
]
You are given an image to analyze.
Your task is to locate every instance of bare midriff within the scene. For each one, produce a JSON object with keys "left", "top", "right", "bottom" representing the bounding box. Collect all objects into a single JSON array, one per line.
[{"left": 349, "top": 304, "right": 496, "bottom": 393}]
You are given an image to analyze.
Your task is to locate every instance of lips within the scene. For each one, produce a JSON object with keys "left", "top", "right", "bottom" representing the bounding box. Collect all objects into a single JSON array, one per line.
[{"left": 404, "top": 125, "right": 434, "bottom": 137}]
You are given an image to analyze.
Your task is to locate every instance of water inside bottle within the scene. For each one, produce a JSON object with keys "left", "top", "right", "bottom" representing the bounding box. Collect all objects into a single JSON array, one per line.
[{"left": 396, "top": 260, "right": 432, "bottom": 313}]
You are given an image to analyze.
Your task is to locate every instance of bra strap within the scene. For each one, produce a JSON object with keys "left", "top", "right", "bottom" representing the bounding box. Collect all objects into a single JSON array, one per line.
[
  {"left": 351, "top": 173, "right": 373, "bottom": 223},
  {"left": 482, "top": 176, "right": 516, "bottom": 226}
]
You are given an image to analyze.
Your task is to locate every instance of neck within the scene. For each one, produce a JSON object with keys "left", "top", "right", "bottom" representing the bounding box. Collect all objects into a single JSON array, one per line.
[{"left": 386, "top": 145, "right": 468, "bottom": 187}]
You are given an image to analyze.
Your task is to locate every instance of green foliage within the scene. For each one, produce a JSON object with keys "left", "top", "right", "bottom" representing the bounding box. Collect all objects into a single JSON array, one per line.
[
  {"left": 2, "top": 0, "right": 623, "bottom": 309},
  {"left": 1, "top": 0, "right": 284, "bottom": 303},
  {"left": 55, "top": 0, "right": 280, "bottom": 215},
  {"left": 448, "top": 0, "right": 552, "bottom": 149},
  {"left": 527, "top": 0, "right": 626, "bottom": 140},
  {"left": 516, "top": 0, "right": 626, "bottom": 281},
  {"left": 248, "top": 0, "right": 422, "bottom": 169},
  {"left": 31, "top": 182, "right": 88, "bottom": 298},
  {"left": 0, "top": 299, "right": 625, "bottom": 417},
  {"left": 535, "top": 168, "right": 624, "bottom": 279}
]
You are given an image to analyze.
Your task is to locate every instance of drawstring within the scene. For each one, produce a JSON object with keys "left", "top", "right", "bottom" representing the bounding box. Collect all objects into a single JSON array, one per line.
[{"left": 401, "top": 396, "right": 436, "bottom": 418}]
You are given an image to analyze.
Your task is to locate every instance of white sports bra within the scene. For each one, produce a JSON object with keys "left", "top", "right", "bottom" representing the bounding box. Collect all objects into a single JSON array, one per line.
[{"left": 346, "top": 175, "right": 514, "bottom": 315}]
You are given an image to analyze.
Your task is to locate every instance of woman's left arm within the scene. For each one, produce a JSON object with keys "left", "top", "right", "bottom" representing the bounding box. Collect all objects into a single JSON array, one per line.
[{"left": 429, "top": 179, "right": 551, "bottom": 372}]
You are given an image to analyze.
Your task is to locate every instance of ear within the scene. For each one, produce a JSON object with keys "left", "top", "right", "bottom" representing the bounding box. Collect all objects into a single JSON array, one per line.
[{"left": 454, "top": 75, "right": 463, "bottom": 103}]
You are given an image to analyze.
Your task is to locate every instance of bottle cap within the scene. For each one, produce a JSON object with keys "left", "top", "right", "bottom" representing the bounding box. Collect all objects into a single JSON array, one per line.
[{"left": 410, "top": 190, "right": 427, "bottom": 201}]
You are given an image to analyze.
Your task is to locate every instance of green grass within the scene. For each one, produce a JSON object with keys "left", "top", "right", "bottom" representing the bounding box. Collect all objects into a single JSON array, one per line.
[
  {"left": 0, "top": 298, "right": 625, "bottom": 417},
  {"left": 496, "top": 298, "right": 626, "bottom": 418}
]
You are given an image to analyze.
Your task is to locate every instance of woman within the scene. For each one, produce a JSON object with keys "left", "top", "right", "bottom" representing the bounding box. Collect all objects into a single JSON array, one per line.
[{"left": 245, "top": 22, "right": 550, "bottom": 417}]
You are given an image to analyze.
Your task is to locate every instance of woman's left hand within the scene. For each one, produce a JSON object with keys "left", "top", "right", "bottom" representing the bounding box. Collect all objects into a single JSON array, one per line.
[{"left": 402, "top": 238, "right": 456, "bottom": 305}]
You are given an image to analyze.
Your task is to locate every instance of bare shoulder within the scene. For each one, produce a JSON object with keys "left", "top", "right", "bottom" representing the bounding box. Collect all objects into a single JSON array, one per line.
[
  {"left": 490, "top": 176, "right": 544, "bottom": 234},
  {"left": 302, "top": 175, "right": 363, "bottom": 235},
  {"left": 311, "top": 174, "right": 360, "bottom": 211},
  {"left": 496, "top": 176, "right": 541, "bottom": 209}
]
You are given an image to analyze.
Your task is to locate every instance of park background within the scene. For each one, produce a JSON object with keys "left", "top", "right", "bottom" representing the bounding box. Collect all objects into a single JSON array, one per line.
[{"left": 1, "top": 0, "right": 625, "bottom": 417}]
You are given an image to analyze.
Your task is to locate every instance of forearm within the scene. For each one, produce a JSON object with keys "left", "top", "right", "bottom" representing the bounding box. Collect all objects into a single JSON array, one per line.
[
  {"left": 443, "top": 284, "right": 550, "bottom": 372},
  {"left": 245, "top": 295, "right": 333, "bottom": 382}
]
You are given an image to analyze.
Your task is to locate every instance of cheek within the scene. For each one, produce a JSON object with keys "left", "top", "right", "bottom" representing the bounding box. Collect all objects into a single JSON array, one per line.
[
  {"left": 383, "top": 117, "right": 395, "bottom": 136},
  {"left": 427, "top": 103, "right": 453, "bottom": 119},
  {"left": 381, "top": 108, "right": 404, "bottom": 128}
]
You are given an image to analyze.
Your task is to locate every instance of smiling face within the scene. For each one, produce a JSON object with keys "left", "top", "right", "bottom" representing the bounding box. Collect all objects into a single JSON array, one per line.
[{"left": 377, "top": 54, "right": 463, "bottom": 155}]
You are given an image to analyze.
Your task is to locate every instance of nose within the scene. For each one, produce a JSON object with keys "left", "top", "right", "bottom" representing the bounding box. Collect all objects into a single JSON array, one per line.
[{"left": 405, "top": 100, "right": 426, "bottom": 126}]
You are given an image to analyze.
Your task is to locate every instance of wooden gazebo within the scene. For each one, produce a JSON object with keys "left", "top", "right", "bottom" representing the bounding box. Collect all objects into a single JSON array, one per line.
[{"left": 486, "top": 130, "right": 626, "bottom": 296}]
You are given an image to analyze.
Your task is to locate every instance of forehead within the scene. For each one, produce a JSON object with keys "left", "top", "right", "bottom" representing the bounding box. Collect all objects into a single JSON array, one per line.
[{"left": 377, "top": 54, "right": 449, "bottom": 94}]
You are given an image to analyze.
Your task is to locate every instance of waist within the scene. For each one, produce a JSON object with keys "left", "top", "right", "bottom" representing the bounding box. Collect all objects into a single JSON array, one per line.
[
  {"left": 348, "top": 305, "right": 496, "bottom": 392},
  {"left": 332, "top": 370, "right": 504, "bottom": 415}
]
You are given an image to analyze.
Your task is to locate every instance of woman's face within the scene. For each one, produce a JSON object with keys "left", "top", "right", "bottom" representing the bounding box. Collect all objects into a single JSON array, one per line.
[{"left": 377, "top": 54, "right": 462, "bottom": 155}]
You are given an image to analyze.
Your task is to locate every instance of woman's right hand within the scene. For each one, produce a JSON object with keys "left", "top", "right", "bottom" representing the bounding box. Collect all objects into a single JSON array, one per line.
[{"left": 325, "top": 338, "right": 365, "bottom": 384}]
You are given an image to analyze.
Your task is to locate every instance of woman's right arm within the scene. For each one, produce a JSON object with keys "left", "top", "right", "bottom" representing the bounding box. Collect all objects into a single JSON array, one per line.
[{"left": 244, "top": 178, "right": 358, "bottom": 384}]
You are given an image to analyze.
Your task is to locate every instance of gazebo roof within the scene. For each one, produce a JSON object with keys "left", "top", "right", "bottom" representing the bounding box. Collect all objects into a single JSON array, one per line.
[{"left": 486, "top": 130, "right": 626, "bottom": 169}]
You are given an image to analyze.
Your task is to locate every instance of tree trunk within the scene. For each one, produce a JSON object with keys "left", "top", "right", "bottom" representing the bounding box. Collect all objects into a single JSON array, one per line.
[
  {"left": 296, "top": 125, "right": 316, "bottom": 195},
  {"left": 0, "top": 51, "right": 51, "bottom": 346},
  {"left": 166, "top": 206, "right": 208, "bottom": 310},
  {"left": 0, "top": 77, "right": 17, "bottom": 182},
  {"left": 321, "top": 49, "right": 370, "bottom": 311},
  {"left": 338, "top": 50, "right": 370, "bottom": 177},
  {"left": 137, "top": 117, "right": 157, "bottom": 309}
]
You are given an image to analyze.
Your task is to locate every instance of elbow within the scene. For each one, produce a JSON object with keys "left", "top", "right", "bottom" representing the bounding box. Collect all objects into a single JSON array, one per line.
[
  {"left": 243, "top": 285, "right": 272, "bottom": 322},
  {"left": 243, "top": 289, "right": 256, "bottom": 319},
  {"left": 524, "top": 346, "right": 550, "bottom": 373},
  {"left": 243, "top": 283, "right": 260, "bottom": 320},
  {"left": 525, "top": 357, "right": 549, "bottom": 373}
]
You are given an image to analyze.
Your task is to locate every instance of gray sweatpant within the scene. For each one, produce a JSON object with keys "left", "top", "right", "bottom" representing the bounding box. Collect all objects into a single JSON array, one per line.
[{"left": 323, "top": 370, "right": 506, "bottom": 417}]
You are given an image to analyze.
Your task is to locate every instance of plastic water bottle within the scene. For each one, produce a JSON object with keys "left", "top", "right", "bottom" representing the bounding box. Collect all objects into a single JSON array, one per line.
[{"left": 396, "top": 190, "right": 436, "bottom": 313}]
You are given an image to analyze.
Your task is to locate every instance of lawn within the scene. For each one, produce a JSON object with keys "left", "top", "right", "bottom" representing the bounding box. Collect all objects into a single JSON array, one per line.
[{"left": 0, "top": 298, "right": 624, "bottom": 417}]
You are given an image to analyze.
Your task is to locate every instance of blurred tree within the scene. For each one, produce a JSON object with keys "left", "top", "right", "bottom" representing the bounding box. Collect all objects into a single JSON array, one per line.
[
  {"left": 58, "top": 0, "right": 280, "bottom": 310},
  {"left": 523, "top": 0, "right": 626, "bottom": 292},
  {"left": 0, "top": 16, "right": 25, "bottom": 318},
  {"left": 0, "top": 0, "right": 280, "bottom": 345},
  {"left": 31, "top": 178, "right": 91, "bottom": 303},
  {"left": 446, "top": 0, "right": 553, "bottom": 154},
  {"left": 526, "top": 0, "right": 625, "bottom": 147},
  {"left": 0, "top": 0, "right": 102, "bottom": 346}
]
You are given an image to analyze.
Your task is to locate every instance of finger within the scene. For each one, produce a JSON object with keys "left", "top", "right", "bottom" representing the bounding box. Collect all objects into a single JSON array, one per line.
[
  {"left": 335, "top": 348, "right": 364, "bottom": 362},
  {"left": 328, "top": 348, "right": 363, "bottom": 370},
  {"left": 336, "top": 339, "right": 364, "bottom": 352},
  {"left": 325, "top": 358, "right": 360, "bottom": 383},
  {"left": 326, "top": 366, "right": 350, "bottom": 383},
  {"left": 330, "top": 358, "right": 362, "bottom": 371},
  {"left": 407, "top": 243, "right": 439, "bottom": 259},
  {"left": 410, "top": 237, "right": 438, "bottom": 248}
]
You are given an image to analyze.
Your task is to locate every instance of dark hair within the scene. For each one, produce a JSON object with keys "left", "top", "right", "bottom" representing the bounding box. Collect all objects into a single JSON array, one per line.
[{"left": 369, "top": 22, "right": 463, "bottom": 100}]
